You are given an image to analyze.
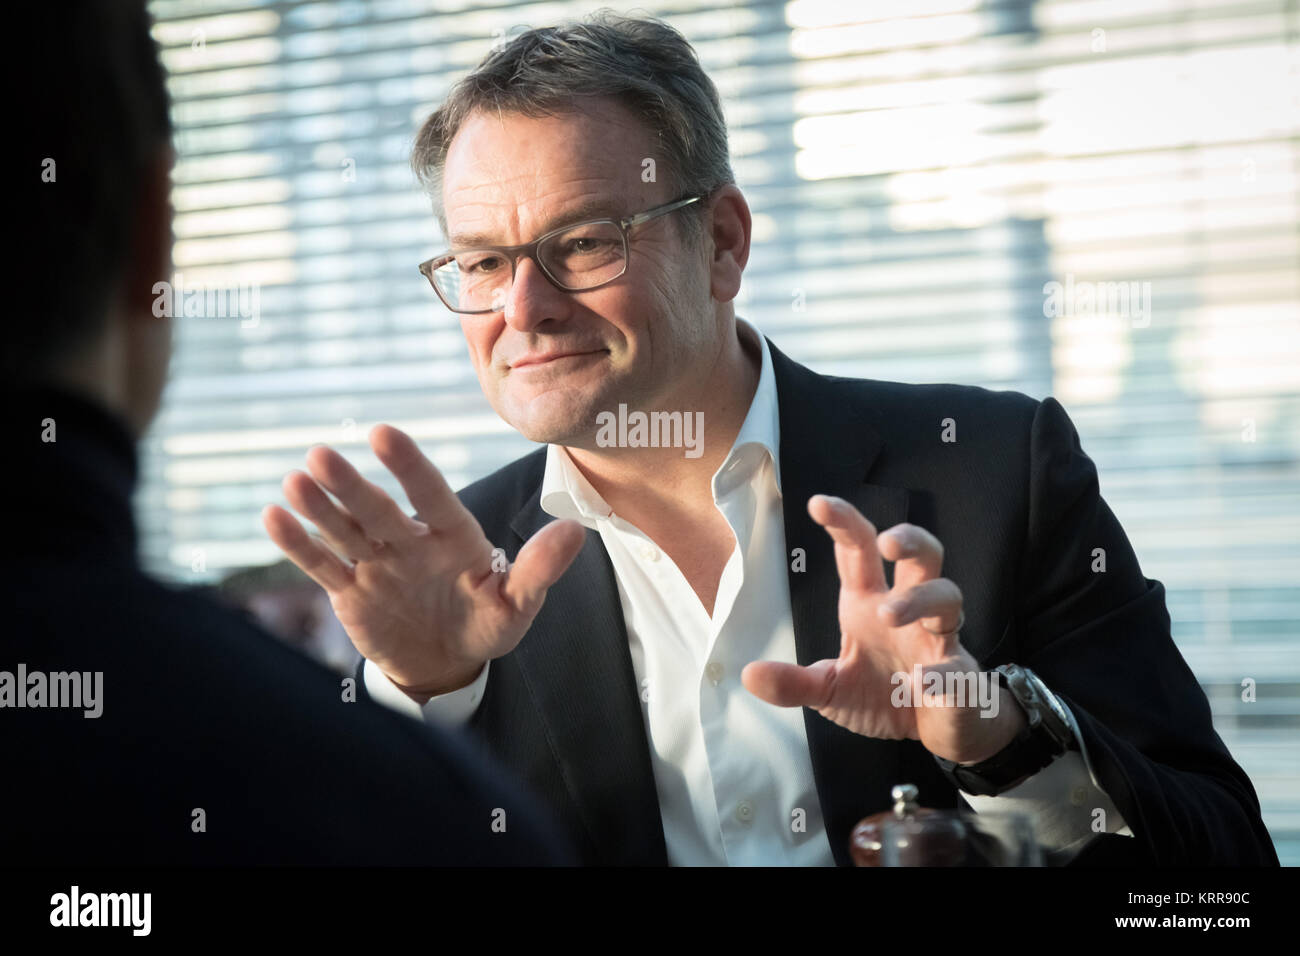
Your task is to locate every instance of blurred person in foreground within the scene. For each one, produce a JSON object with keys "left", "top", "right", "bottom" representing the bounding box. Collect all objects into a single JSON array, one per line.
[
  {"left": 262, "top": 11, "right": 1276, "bottom": 866},
  {"left": 218, "top": 561, "right": 360, "bottom": 675},
  {"left": 4, "top": 0, "right": 571, "bottom": 866}
]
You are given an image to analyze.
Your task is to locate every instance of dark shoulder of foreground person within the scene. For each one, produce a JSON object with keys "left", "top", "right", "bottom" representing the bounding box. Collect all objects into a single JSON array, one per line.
[{"left": 6, "top": 562, "right": 575, "bottom": 866}]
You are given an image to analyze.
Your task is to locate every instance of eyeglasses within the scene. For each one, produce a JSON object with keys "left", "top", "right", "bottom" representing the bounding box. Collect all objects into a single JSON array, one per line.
[{"left": 418, "top": 194, "right": 704, "bottom": 315}]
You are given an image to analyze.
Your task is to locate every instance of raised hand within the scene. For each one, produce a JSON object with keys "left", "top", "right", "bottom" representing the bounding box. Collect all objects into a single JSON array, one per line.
[
  {"left": 262, "top": 425, "right": 586, "bottom": 700},
  {"left": 741, "top": 495, "right": 1024, "bottom": 765}
]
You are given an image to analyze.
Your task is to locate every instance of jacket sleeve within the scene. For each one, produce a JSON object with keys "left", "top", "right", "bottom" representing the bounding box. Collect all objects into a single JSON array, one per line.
[{"left": 1012, "top": 396, "right": 1277, "bottom": 865}]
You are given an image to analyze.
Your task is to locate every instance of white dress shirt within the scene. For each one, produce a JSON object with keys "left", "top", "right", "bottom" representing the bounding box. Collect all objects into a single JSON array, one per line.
[{"left": 366, "top": 316, "right": 1131, "bottom": 863}]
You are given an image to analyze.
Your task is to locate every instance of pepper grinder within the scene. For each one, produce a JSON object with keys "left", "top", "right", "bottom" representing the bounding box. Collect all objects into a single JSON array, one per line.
[{"left": 849, "top": 783, "right": 967, "bottom": 867}]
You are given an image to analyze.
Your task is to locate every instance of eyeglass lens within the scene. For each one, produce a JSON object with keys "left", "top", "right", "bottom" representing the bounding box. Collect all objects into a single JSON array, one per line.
[{"left": 431, "top": 220, "right": 627, "bottom": 312}]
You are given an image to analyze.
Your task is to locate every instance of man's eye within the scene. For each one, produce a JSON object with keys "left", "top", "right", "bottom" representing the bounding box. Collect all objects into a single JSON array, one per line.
[
  {"left": 563, "top": 238, "right": 609, "bottom": 255},
  {"left": 461, "top": 256, "right": 502, "bottom": 274}
]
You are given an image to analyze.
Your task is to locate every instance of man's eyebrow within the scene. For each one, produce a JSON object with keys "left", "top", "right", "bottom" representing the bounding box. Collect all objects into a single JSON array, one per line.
[{"left": 448, "top": 198, "right": 625, "bottom": 249}]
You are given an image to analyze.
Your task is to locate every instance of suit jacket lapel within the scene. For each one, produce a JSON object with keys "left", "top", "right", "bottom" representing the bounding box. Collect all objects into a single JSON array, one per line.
[
  {"left": 511, "top": 492, "right": 668, "bottom": 865},
  {"left": 768, "top": 337, "right": 912, "bottom": 865}
]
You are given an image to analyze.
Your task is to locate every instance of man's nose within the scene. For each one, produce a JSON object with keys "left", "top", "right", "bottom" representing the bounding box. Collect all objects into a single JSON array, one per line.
[{"left": 501, "top": 255, "right": 568, "bottom": 333}]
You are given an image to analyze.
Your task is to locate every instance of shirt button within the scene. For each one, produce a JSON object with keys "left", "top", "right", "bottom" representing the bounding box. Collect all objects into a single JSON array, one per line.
[
  {"left": 735, "top": 800, "right": 754, "bottom": 824},
  {"left": 640, "top": 544, "right": 660, "bottom": 562},
  {"left": 705, "top": 661, "right": 724, "bottom": 685},
  {"left": 1070, "top": 786, "right": 1088, "bottom": 807}
]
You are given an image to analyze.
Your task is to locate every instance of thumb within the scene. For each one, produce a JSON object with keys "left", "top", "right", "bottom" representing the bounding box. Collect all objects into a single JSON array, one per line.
[
  {"left": 501, "top": 519, "right": 586, "bottom": 619},
  {"left": 742, "top": 659, "right": 836, "bottom": 709}
]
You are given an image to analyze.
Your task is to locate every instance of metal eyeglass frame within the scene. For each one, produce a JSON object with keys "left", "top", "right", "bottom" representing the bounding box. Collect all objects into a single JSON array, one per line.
[{"left": 418, "top": 194, "right": 705, "bottom": 314}]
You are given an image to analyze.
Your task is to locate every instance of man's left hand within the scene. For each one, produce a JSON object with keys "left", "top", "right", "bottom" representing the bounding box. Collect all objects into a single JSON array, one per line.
[{"left": 741, "top": 495, "right": 1025, "bottom": 765}]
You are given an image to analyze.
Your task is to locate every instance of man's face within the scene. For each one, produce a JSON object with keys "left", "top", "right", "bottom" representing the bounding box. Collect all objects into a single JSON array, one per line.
[{"left": 440, "top": 96, "right": 715, "bottom": 446}]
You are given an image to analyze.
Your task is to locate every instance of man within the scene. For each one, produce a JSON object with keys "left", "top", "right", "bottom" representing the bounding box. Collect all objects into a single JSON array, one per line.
[
  {"left": 5, "top": 0, "right": 570, "bottom": 866},
  {"left": 263, "top": 13, "right": 1277, "bottom": 865}
]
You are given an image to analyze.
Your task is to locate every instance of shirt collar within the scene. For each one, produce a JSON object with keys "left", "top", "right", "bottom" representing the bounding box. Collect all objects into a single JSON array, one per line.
[{"left": 540, "top": 316, "right": 781, "bottom": 527}]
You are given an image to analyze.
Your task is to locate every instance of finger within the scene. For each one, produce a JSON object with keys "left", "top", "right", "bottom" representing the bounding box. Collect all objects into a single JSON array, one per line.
[
  {"left": 261, "top": 504, "right": 355, "bottom": 592},
  {"left": 808, "top": 495, "right": 886, "bottom": 593},
  {"left": 304, "top": 444, "right": 425, "bottom": 545},
  {"left": 500, "top": 519, "right": 587, "bottom": 619},
  {"left": 282, "top": 470, "right": 381, "bottom": 562},
  {"left": 876, "top": 523, "right": 944, "bottom": 590},
  {"left": 741, "top": 659, "right": 836, "bottom": 709},
  {"left": 369, "top": 424, "right": 469, "bottom": 533},
  {"left": 878, "top": 577, "right": 963, "bottom": 637}
]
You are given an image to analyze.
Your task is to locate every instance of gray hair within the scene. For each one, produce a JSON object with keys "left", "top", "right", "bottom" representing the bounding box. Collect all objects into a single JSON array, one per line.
[{"left": 410, "top": 9, "right": 735, "bottom": 247}]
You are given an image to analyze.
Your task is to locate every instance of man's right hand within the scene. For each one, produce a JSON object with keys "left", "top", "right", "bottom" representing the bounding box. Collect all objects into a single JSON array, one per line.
[{"left": 262, "top": 424, "right": 586, "bottom": 703}]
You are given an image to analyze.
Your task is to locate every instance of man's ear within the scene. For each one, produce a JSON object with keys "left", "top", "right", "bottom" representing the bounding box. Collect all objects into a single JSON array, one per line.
[
  {"left": 705, "top": 184, "right": 751, "bottom": 305},
  {"left": 121, "top": 143, "right": 175, "bottom": 321}
]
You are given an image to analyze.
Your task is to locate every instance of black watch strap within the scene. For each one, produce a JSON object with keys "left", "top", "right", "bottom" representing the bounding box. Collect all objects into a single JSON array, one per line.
[{"left": 933, "top": 665, "right": 1075, "bottom": 796}]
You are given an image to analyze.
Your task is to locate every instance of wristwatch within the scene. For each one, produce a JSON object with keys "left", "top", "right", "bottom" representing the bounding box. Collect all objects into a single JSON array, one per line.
[{"left": 933, "top": 664, "right": 1077, "bottom": 796}]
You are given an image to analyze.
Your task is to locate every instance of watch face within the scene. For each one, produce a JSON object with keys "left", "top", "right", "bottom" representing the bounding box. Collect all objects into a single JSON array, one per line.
[
  {"left": 1041, "top": 683, "right": 1069, "bottom": 723},
  {"left": 1024, "top": 671, "right": 1072, "bottom": 744}
]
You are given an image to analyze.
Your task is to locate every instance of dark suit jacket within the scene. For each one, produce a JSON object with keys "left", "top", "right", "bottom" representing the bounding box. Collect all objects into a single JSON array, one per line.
[
  {"left": 358, "top": 337, "right": 1277, "bottom": 867},
  {"left": 4, "top": 385, "right": 572, "bottom": 865}
]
